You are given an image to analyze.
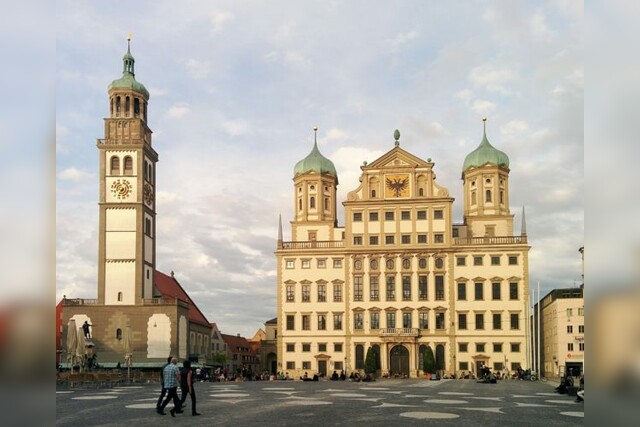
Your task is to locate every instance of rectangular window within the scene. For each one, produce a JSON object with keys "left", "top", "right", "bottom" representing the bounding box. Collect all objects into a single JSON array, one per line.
[
  {"left": 302, "top": 361, "right": 311, "bottom": 369},
  {"left": 301, "top": 259, "right": 310, "bottom": 269},
  {"left": 286, "top": 361, "right": 295, "bottom": 370},
  {"left": 334, "top": 343, "right": 343, "bottom": 352},
  {"left": 419, "top": 312, "right": 428, "bottom": 329},
  {"left": 386, "top": 276, "right": 395, "bottom": 300},
  {"left": 434, "top": 209, "right": 443, "bottom": 219},
  {"left": 511, "top": 362, "right": 521, "bottom": 371},
  {"left": 369, "top": 211, "right": 379, "bottom": 221},
  {"left": 401, "top": 211, "right": 411, "bottom": 220},
  {"left": 418, "top": 276, "right": 428, "bottom": 300},
  {"left": 417, "top": 234, "right": 427, "bottom": 244},
  {"left": 286, "top": 260, "right": 295, "bottom": 269},
  {"left": 579, "top": 342, "right": 584, "bottom": 351},
  {"left": 353, "top": 212, "right": 362, "bottom": 222},
  {"left": 475, "top": 282, "right": 484, "bottom": 300},
  {"left": 385, "top": 235, "right": 395, "bottom": 245},
  {"left": 493, "top": 313, "right": 502, "bottom": 330},
  {"left": 508, "top": 255, "right": 518, "bottom": 265},
  {"left": 354, "top": 276, "right": 363, "bottom": 301},
  {"left": 354, "top": 312, "right": 364, "bottom": 330},
  {"left": 459, "top": 362, "right": 469, "bottom": 371},
  {"left": 353, "top": 235, "right": 363, "bottom": 245},
  {"left": 144, "top": 218, "right": 152, "bottom": 236},
  {"left": 334, "top": 361, "right": 343, "bottom": 370},
  {"left": 457, "top": 282, "right": 467, "bottom": 300},
  {"left": 402, "top": 276, "right": 411, "bottom": 300},
  {"left": 369, "top": 276, "right": 380, "bottom": 301},
  {"left": 417, "top": 210, "right": 426, "bottom": 220},
  {"left": 302, "top": 284, "right": 310, "bottom": 302},
  {"left": 493, "top": 362, "right": 504, "bottom": 371},
  {"left": 578, "top": 325, "right": 584, "bottom": 333},
  {"left": 333, "top": 258, "right": 343, "bottom": 268},
  {"left": 435, "top": 275, "right": 444, "bottom": 300},
  {"left": 317, "top": 284, "right": 326, "bottom": 302},
  {"left": 317, "top": 314, "right": 326, "bottom": 330},
  {"left": 401, "top": 235, "right": 411, "bottom": 244},
  {"left": 370, "top": 312, "right": 379, "bottom": 330},
  {"left": 318, "top": 343, "right": 327, "bottom": 352},
  {"left": 578, "top": 307, "right": 584, "bottom": 316},
  {"left": 286, "top": 343, "right": 295, "bottom": 352},
  {"left": 492, "top": 282, "right": 501, "bottom": 300},
  {"left": 509, "top": 282, "right": 518, "bottom": 300},
  {"left": 568, "top": 343, "right": 574, "bottom": 351},
  {"left": 435, "top": 312, "right": 445, "bottom": 330},
  {"left": 510, "top": 343, "right": 520, "bottom": 352},
  {"left": 475, "top": 313, "right": 484, "bottom": 330},
  {"left": 491, "top": 256, "right": 501, "bottom": 265},
  {"left": 566, "top": 308, "right": 573, "bottom": 317},
  {"left": 317, "top": 259, "right": 326, "bottom": 268},
  {"left": 452, "top": 227, "right": 459, "bottom": 238},
  {"left": 567, "top": 325, "right": 573, "bottom": 333},
  {"left": 333, "top": 313, "right": 343, "bottom": 330},
  {"left": 385, "top": 211, "right": 394, "bottom": 221},
  {"left": 510, "top": 313, "right": 519, "bottom": 330},
  {"left": 476, "top": 343, "right": 485, "bottom": 352},
  {"left": 386, "top": 312, "right": 396, "bottom": 329},
  {"left": 286, "top": 285, "right": 295, "bottom": 302},
  {"left": 333, "top": 284, "right": 342, "bottom": 302},
  {"left": 369, "top": 236, "right": 379, "bottom": 245},
  {"left": 402, "top": 312, "right": 412, "bottom": 328},
  {"left": 302, "top": 315, "right": 310, "bottom": 330},
  {"left": 302, "top": 343, "right": 311, "bottom": 352},
  {"left": 493, "top": 343, "right": 503, "bottom": 352},
  {"left": 459, "top": 343, "right": 468, "bottom": 352},
  {"left": 434, "top": 233, "right": 444, "bottom": 243},
  {"left": 286, "top": 315, "right": 295, "bottom": 330},
  {"left": 473, "top": 256, "right": 483, "bottom": 266},
  {"left": 458, "top": 313, "right": 467, "bottom": 330},
  {"left": 456, "top": 256, "right": 466, "bottom": 266}
]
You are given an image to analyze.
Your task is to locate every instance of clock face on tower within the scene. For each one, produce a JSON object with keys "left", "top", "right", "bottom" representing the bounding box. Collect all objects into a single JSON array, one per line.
[
  {"left": 143, "top": 182, "right": 154, "bottom": 206},
  {"left": 385, "top": 174, "right": 410, "bottom": 198},
  {"left": 111, "top": 179, "right": 132, "bottom": 200}
]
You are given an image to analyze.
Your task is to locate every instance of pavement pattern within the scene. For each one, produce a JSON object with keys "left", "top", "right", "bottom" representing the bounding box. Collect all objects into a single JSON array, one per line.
[{"left": 56, "top": 378, "right": 583, "bottom": 426}]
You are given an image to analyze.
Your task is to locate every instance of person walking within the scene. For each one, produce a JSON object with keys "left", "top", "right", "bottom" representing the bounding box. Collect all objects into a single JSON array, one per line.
[
  {"left": 179, "top": 360, "right": 201, "bottom": 416},
  {"left": 156, "top": 356, "right": 172, "bottom": 414},
  {"left": 158, "top": 357, "right": 182, "bottom": 416}
]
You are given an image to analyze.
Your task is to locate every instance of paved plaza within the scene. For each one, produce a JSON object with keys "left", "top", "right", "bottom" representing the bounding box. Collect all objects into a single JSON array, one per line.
[{"left": 56, "top": 378, "right": 583, "bottom": 426}]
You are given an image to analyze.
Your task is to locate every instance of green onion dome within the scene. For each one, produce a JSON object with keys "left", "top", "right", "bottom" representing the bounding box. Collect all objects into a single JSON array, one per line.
[
  {"left": 462, "top": 122, "right": 509, "bottom": 173},
  {"left": 294, "top": 136, "right": 338, "bottom": 183}
]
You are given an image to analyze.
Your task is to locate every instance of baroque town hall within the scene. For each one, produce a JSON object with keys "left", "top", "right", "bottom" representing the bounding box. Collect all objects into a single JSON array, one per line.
[{"left": 276, "top": 125, "right": 530, "bottom": 378}]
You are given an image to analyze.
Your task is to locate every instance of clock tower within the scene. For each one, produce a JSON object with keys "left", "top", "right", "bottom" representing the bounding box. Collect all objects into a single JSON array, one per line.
[{"left": 97, "top": 37, "right": 158, "bottom": 305}]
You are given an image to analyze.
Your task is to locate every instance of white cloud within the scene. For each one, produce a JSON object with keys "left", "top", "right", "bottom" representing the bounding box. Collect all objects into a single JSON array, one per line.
[
  {"left": 388, "top": 30, "right": 419, "bottom": 53},
  {"left": 284, "top": 51, "right": 310, "bottom": 68},
  {"left": 469, "top": 65, "right": 516, "bottom": 94},
  {"left": 211, "top": 11, "right": 234, "bottom": 33},
  {"left": 58, "top": 167, "right": 93, "bottom": 182},
  {"left": 149, "top": 87, "right": 168, "bottom": 97},
  {"left": 531, "top": 10, "right": 554, "bottom": 42},
  {"left": 325, "top": 128, "right": 347, "bottom": 141},
  {"left": 184, "top": 58, "right": 212, "bottom": 79},
  {"left": 456, "top": 89, "right": 473, "bottom": 103},
  {"left": 56, "top": 123, "right": 69, "bottom": 139},
  {"left": 501, "top": 120, "right": 529, "bottom": 138},
  {"left": 166, "top": 104, "right": 190, "bottom": 118},
  {"left": 221, "top": 119, "right": 250, "bottom": 136},
  {"left": 471, "top": 99, "right": 496, "bottom": 113}
]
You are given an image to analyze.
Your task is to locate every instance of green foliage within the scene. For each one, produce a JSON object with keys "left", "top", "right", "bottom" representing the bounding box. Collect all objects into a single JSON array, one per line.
[
  {"left": 211, "top": 352, "right": 227, "bottom": 365},
  {"left": 423, "top": 346, "right": 436, "bottom": 374},
  {"left": 364, "top": 347, "right": 377, "bottom": 374}
]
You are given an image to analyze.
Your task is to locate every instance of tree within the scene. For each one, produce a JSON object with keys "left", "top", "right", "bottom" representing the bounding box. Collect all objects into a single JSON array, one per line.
[
  {"left": 423, "top": 346, "right": 436, "bottom": 374},
  {"left": 364, "top": 347, "right": 377, "bottom": 375}
]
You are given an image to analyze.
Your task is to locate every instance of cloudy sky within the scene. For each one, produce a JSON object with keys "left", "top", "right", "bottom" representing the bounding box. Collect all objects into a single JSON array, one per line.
[{"left": 56, "top": 0, "right": 583, "bottom": 337}]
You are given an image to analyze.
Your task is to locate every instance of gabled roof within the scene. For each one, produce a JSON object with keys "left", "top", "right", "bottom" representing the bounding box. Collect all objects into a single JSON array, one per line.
[
  {"left": 220, "top": 333, "right": 258, "bottom": 356},
  {"left": 154, "top": 271, "right": 211, "bottom": 328},
  {"left": 365, "top": 145, "right": 432, "bottom": 170}
]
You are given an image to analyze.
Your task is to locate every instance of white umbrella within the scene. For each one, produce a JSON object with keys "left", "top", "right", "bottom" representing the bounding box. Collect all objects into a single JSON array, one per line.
[
  {"left": 124, "top": 325, "right": 133, "bottom": 382},
  {"left": 76, "top": 327, "right": 85, "bottom": 373},
  {"left": 66, "top": 320, "right": 77, "bottom": 371}
]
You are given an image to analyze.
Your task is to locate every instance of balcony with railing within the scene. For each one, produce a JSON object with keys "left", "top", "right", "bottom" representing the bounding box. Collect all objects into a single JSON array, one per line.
[
  {"left": 379, "top": 328, "right": 419, "bottom": 337},
  {"left": 61, "top": 298, "right": 98, "bottom": 306},
  {"left": 453, "top": 235, "right": 527, "bottom": 245},
  {"left": 279, "top": 240, "right": 344, "bottom": 250}
]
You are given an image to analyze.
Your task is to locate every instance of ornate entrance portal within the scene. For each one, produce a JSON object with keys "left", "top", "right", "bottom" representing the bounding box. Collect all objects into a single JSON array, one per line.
[{"left": 389, "top": 345, "right": 409, "bottom": 376}]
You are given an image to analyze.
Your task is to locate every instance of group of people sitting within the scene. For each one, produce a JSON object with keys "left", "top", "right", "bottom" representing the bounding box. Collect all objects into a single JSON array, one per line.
[{"left": 555, "top": 371, "right": 584, "bottom": 402}]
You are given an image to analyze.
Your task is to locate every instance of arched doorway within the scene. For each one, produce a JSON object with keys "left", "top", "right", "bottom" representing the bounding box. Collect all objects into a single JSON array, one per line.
[
  {"left": 435, "top": 344, "right": 445, "bottom": 371},
  {"left": 266, "top": 352, "right": 277, "bottom": 374},
  {"left": 390, "top": 345, "right": 409, "bottom": 376}
]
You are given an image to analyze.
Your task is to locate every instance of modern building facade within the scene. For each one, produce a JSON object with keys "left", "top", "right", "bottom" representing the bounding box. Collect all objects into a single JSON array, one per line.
[
  {"left": 276, "top": 124, "right": 530, "bottom": 378},
  {"left": 59, "top": 39, "right": 211, "bottom": 368}
]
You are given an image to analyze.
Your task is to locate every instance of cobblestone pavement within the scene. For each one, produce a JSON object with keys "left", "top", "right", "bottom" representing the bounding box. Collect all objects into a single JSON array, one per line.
[{"left": 56, "top": 378, "right": 583, "bottom": 426}]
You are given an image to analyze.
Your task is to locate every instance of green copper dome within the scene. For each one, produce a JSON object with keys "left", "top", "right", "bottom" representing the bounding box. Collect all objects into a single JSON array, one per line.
[
  {"left": 462, "top": 125, "right": 509, "bottom": 173},
  {"left": 107, "top": 41, "right": 149, "bottom": 99},
  {"left": 294, "top": 136, "right": 338, "bottom": 183}
]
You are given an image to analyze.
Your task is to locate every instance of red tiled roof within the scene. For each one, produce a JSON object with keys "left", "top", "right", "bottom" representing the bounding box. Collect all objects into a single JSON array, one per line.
[
  {"left": 154, "top": 271, "right": 211, "bottom": 327},
  {"left": 220, "top": 333, "right": 257, "bottom": 356}
]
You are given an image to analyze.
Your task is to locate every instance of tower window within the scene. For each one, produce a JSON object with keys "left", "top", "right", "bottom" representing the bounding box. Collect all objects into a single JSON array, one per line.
[
  {"left": 471, "top": 191, "right": 476, "bottom": 205},
  {"left": 110, "top": 98, "right": 114, "bottom": 116},
  {"left": 486, "top": 190, "right": 492, "bottom": 202},
  {"left": 125, "top": 96, "right": 130, "bottom": 115},
  {"left": 419, "top": 188, "right": 424, "bottom": 196},
  {"left": 117, "top": 292, "right": 123, "bottom": 302},
  {"left": 116, "top": 96, "right": 121, "bottom": 116},
  {"left": 110, "top": 156, "right": 120, "bottom": 175},
  {"left": 145, "top": 218, "right": 152, "bottom": 236},
  {"left": 134, "top": 98, "right": 140, "bottom": 117},
  {"left": 371, "top": 189, "right": 376, "bottom": 198},
  {"left": 310, "top": 196, "right": 316, "bottom": 209},
  {"left": 116, "top": 328, "right": 122, "bottom": 340},
  {"left": 500, "top": 190, "right": 504, "bottom": 204},
  {"left": 298, "top": 199, "right": 302, "bottom": 210},
  {"left": 124, "top": 156, "right": 133, "bottom": 175}
]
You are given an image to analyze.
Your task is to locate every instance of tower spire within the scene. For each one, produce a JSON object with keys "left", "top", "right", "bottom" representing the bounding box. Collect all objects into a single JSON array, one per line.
[
  {"left": 521, "top": 206, "right": 527, "bottom": 236},
  {"left": 123, "top": 33, "right": 135, "bottom": 76},
  {"left": 277, "top": 214, "right": 283, "bottom": 248},
  {"left": 313, "top": 126, "right": 318, "bottom": 148}
]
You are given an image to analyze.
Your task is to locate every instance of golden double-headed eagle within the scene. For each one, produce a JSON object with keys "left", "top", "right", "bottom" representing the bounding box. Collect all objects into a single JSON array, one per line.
[{"left": 386, "top": 177, "right": 409, "bottom": 197}]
